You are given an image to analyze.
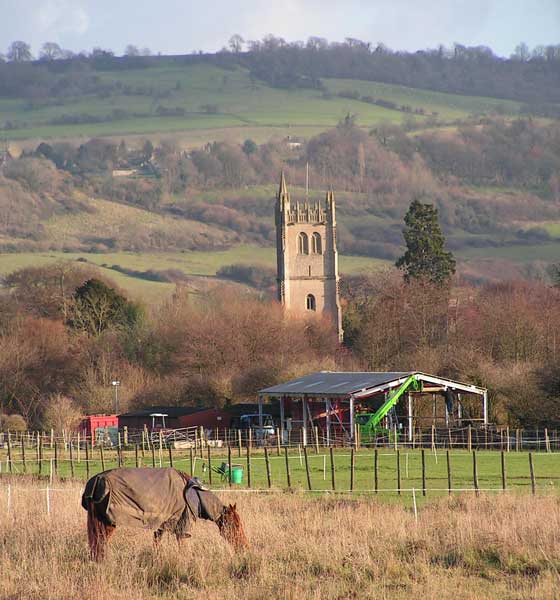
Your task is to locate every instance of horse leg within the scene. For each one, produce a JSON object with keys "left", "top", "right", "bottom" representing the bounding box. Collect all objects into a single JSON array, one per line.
[
  {"left": 154, "top": 528, "right": 164, "bottom": 546},
  {"left": 175, "top": 532, "right": 191, "bottom": 547}
]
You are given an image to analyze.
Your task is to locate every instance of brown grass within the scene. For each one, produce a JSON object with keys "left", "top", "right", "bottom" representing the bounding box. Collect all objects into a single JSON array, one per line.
[{"left": 1, "top": 480, "right": 559, "bottom": 599}]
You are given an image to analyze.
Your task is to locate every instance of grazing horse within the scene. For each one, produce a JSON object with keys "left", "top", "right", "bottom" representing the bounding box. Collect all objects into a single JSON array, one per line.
[{"left": 81, "top": 467, "right": 247, "bottom": 560}]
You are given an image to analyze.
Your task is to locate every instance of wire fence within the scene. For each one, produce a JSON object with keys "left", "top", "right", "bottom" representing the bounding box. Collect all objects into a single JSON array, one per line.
[{"left": 2, "top": 425, "right": 560, "bottom": 452}]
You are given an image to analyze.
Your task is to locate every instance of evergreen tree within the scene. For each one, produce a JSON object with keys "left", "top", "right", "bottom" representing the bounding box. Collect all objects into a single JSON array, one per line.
[
  {"left": 396, "top": 200, "right": 456, "bottom": 284},
  {"left": 67, "top": 279, "right": 142, "bottom": 336}
]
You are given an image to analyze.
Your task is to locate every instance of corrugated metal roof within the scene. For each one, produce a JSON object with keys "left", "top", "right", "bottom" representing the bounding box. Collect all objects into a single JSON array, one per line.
[{"left": 260, "top": 372, "right": 414, "bottom": 397}]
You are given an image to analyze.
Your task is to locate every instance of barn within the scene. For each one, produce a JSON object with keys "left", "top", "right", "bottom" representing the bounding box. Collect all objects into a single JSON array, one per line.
[
  {"left": 118, "top": 406, "right": 229, "bottom": 432},
  {"left": 259, "top": 371, "right": 487, "bottom": 445}
]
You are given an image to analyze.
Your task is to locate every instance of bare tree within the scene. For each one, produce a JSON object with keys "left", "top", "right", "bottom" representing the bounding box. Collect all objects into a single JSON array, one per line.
[
  {"left": 40, "top": 42, "right": 63, "bottom": 61},
  {"left": 124, "top": 44, "right": 140, "bottom": 57},
  {"left": 228, "top": 34, "right": 244, "bottom": 53},
  {"left": 7, "top": 41, "right": 33, "bottom": 62}
]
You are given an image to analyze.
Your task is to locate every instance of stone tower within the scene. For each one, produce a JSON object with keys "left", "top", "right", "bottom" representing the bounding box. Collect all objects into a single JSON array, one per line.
[{"left": 276, "top": 172, "right": 343, "bottom": 341}]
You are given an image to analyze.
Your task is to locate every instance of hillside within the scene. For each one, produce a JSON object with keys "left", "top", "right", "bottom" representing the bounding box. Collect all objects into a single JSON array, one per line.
[
  {"left": 0, "top": 62, "right": 532, "bottom": 147},
  {"left": 0, "top": 55, "right": 559, "bottom": 297}
]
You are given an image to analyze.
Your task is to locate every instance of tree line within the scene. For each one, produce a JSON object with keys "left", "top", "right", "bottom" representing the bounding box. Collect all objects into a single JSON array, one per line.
[{"left": 2, "top": 36, "right": 560, "bottom": 107}]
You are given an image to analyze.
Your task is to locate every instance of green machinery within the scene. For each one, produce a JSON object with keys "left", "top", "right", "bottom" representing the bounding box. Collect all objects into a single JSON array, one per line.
[{"left": 355, "top": 374, "right": 423, "bottom": 443}]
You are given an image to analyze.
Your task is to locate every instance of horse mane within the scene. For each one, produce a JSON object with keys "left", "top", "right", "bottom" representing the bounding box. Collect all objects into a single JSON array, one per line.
[{"left": 217, "top": 504, "right": 248, "bottom": 550}]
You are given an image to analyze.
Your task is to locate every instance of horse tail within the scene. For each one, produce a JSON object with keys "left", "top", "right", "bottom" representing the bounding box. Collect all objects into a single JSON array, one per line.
[{"left": 86, "top": 500, "right": 112, "bottom": 561}]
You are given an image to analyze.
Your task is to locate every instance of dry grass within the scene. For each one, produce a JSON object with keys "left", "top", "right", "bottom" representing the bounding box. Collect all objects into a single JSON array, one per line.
[{"left": 1, "top": 479, "right": 559, "bottom": 599}]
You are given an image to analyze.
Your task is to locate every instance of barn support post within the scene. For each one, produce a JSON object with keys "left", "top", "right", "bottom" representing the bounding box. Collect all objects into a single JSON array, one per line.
[
  {"left": 407, "top": 393, "right": 413, "bottom": 443},
  {"left": 258, "top": 395, "right": 263, "bottom": 428},
  {"left": 349, "top": 395, "right": 355, "bottom": 447},
  {"left": 279, "top": 396, "right": 285, "bottom": 442},
  {"left": 483, "top": 390, "right": 489, "bottom": 426}
]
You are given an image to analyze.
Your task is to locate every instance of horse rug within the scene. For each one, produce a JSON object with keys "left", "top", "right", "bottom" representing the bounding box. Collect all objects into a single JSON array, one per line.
[{"left": 81, "top": 467, "right": 222, "bottom": 531}]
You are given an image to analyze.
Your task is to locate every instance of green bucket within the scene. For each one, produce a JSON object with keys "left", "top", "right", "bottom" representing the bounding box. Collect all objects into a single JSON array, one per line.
[{"left": 231, "top": 466, "right": 243, "bottom": 484}]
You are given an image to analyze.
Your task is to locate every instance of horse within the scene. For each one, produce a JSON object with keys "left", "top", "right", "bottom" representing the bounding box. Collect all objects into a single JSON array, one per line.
[{"left": 81, "top": 467, "right": 247, "bottom": 560}]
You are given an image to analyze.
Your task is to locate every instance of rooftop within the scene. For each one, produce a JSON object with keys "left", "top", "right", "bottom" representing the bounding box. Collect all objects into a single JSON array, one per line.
[{"left": 259, "top": 371, "right": 486, "bottom": 398}]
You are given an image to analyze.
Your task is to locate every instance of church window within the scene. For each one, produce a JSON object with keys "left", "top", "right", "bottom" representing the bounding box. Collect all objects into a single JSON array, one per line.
[
  {"left": 297, "top": 232, "right": 309, "bottom": 254},
  {"left": 306, "top": 294, "right": 316, "bottom": 311},
  {"left": 311, "top": 232, "right": 322, "bottom": 254}
]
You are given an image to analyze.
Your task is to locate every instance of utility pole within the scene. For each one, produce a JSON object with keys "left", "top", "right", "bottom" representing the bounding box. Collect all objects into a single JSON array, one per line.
[{"left": 111, "top": 380, "right": 121, "bottom": 414}]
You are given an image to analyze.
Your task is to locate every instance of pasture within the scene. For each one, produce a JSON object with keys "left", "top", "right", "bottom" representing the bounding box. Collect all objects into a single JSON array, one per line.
[
  {"left": 0, "top": 248, "right": 388, "bottom": 301},
  {"left": 0, "top": 478, "right": 559, "bottom": 599},
  {"left": 2, "top": 444, "right": 559, "bottom": 505},
  {"left": 1, "top": 62, "right": 525, "bottom": 143}
]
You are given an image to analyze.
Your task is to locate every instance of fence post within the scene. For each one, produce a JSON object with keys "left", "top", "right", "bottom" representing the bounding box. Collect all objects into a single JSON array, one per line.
[
  {"left": 246, "top": 444, "right": 251, "bottom": 488},
  {"left": 396, "top": 449, "right": 401, "bottom": 496},
  {"left": 7, "top": 432, "right": 12, "bottom": 474},
  {"left": 85, "top": 440, "right": 90, "bottom": 479},
  {"left": 472, "top": 450, "right": 479, "bottom": 497},
  {"left": 529, "top": 452, "right": 536, "bottom": 496},
  {"left": 227, "top": 444, "right": 232, "bottom": 487},
  {"left": 374, "top": 448, "right": 379, "bottom": 494},
  {"left": 314, "top": 427, "right": 320, "bottom": 454},
  {"left": 276, "top": 428, "right": 281, "bottom": 455},
  {"left": 100, "top": 445, "right": 105, "bottom": 471},
  {"left": 36, "top": 433, "right": 41, "bottom": 475},
  {"left": 237, "top": 429, "right": 242, "bottom": 458},
  {"left": 501, "top": 450, "right": 507, "bottom": 491},
  {"left": 135, "top": 444, "right": 139, "bottom": 468},
  {"left": 304, "top": 446, "right": 312, "bottom": 491},
  {"left": 349, "top": 448, "right": 355, "bottom": 492},
  {"left": 206, "top": 446, "right": 211, "bottom": 484},
  {"left": 330, "top": 447, "right": 336, "bottom": 491},
  {"left": 284, "top": 446, "right": 291, "bottom": 489},
  {"left": 421, "top": 449, "right": 426, "bottom": 497},
  {"left": 467, "top": 425, "right": 472, "bottom": 452},
  {"left": 545, "top": 428, "right": 551, "bottom": 453},
  {"left": 264, "top": 446, "right": 272, "bottom": 488},
  {"left": 69, "top": 442, "right": 74, "bottom": 478},
  {"left": 168, "top": 444, "right": 174, "bottom": 469},
  {"left": 150, "top": 443, "right": 155, "bottom": 468},
  {"left": 446, "top": 450, "right": 452, "bottom": 495},
  {"left": 21, "top": 437, "right": 26, "bottom": 474},
  {"left": 431, "top": 425, "right": 435, "bottom": 452},
  {"left": 189, "top": 447, "right": 194, "bottom": 475},
  {"left": 54, "top": 442, "right": 58, "bottom": 475}
]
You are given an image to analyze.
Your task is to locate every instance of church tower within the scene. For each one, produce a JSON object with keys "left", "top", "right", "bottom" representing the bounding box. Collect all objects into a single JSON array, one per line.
[{"left": 276, "top": 172, "right": 343, "bottom": 341}]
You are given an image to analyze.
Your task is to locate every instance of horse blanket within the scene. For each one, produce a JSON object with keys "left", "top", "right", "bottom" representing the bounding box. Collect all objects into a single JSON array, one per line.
[{"left": 81, "top": 468, "right": 223, "bottom": 531}]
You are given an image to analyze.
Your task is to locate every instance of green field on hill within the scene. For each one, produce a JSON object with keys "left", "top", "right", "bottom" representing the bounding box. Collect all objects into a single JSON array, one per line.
[
  {"left": 0, "top": 248, "right": 389, "bottom": 301},
  {"left": 1, "top": 63, "right": 525, "bottom": 143}
]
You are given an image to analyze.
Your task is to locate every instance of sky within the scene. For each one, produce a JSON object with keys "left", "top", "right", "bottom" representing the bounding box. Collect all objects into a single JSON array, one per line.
[{"left": 1, "top": 0, "right": 559, "bottom": 58}]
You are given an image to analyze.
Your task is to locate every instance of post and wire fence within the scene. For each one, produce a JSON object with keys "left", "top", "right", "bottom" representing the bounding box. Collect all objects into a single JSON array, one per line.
[{"left": 1, "top": 425, "right": 560, "bottom": 502}]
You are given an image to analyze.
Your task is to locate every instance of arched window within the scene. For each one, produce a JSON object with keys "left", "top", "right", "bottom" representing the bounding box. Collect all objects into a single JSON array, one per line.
[
  {"left": 311, "top": 232, "right": 322, "bottom": 254},
  {"left": 306, "top": 294, "right": 316, "bottom": 311},
  {"left": 297, "top": 232, "right": 309, "bottom": 255}
]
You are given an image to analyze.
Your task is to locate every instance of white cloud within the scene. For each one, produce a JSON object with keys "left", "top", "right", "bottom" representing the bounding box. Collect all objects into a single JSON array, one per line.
[{"left": 35, "top": 0, "right": 90, "bottom": 37}]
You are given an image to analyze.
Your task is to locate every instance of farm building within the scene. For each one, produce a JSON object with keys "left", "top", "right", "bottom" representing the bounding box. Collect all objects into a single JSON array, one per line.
[
  {"left": 259, "top": 371, "right": 487, "bottom": 444},
  {"left": 118, "top": 406, "right": 229, "bottom": 431},
  {"left": 79, "top": 415, "right": 119, "bottom": 444},
  {"left": 117, "top": 403, "right": 282, "bottom": 433}
]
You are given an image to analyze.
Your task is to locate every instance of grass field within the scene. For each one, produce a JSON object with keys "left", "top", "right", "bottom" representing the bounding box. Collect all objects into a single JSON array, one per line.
[
  {"left": 0, "top": 63, "right": 527, "bottom": 144},
  {"left": 1, "top": 476, "right": 559, "bottom": 599},
  {"left": 2, "top": 446, "right": 556, "bottom": 506},
  {"left": 0, "top": 248, "right": 389, "bottom": 301}
]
